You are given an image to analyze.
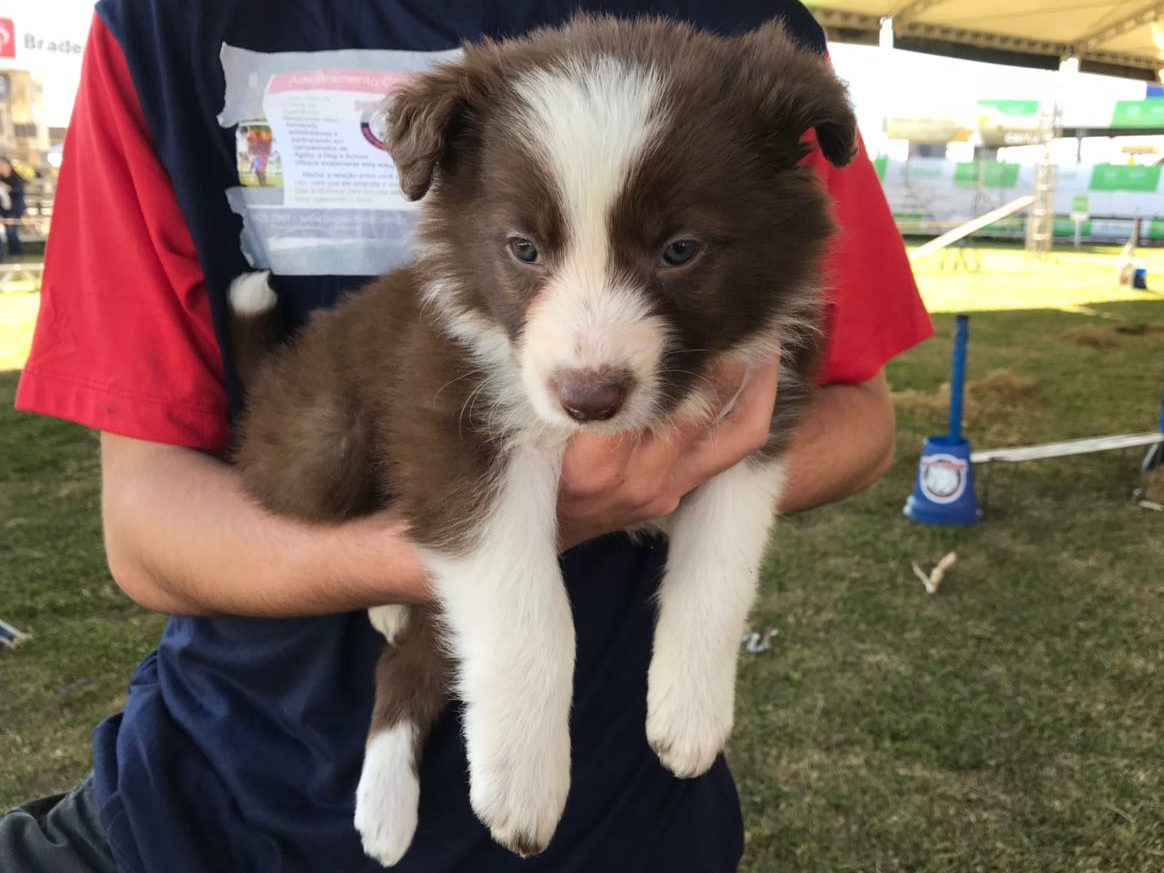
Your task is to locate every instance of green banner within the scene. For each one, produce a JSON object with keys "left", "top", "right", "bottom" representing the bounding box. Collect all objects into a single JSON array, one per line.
[
  {"left": 954, "top": 161, "right": 1020, "bottom": 188},
  {"left": 1111, "top": 100, "right": 1164, "bottom": 129},
  {"left": 977, "top": 99, "right": 1039, "bottom": 117},
  {"left": 1054, "top": 216, "right": 1091, "bottom": 237},
  {"left": 1071, "top": 195, "right": 1089, "bottom": 214},
  {"left": 991, "top": 216, "right": 1025, "bottom": 233},
  {"left": 1147, "top": 219, "right": 1164, "bottom": 240},
  {"left": 1089, "top": 164, "right": 1161, "bottom": 192},
  {"left": 873, "top": 156, "right": 887, "bottom": 180}
]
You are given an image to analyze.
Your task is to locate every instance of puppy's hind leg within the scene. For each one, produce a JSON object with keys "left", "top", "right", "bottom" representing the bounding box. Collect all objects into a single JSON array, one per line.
[{"left": 356, "top": 606, "right": 450, "bottom": 866}]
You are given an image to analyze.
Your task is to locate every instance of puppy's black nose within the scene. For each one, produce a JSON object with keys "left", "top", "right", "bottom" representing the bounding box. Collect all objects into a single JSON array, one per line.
[{"left": 556, "top": 370, "right": 630, "bottom": 422}]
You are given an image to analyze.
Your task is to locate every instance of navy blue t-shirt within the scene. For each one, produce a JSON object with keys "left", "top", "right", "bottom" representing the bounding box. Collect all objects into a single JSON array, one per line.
[{"left": 86, "top": 2, "right": 828, "bottom": 871}]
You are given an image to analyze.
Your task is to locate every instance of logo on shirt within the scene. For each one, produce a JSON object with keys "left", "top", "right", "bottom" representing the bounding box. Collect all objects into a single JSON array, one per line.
[{"left": 0, "top": 20, "right": 15, "bottom": 59}]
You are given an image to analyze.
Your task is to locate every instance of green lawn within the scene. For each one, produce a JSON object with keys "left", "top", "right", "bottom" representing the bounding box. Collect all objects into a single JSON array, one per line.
[{"left": 2, "top": 247, "right": 1163, "bottom": 870}]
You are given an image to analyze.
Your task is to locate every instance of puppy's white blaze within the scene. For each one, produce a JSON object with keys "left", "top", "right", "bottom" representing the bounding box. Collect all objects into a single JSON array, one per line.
[
  {"left": 367, "top": 604, "right": 411, "bottom": 644},
  {"left": 354, "top": 721, "right": 420, "bottom": 866},
  {"left": 517, "top": 59, "right": 668, "bottom": 428},
  {"left": 228, "top": 270, "right": 276, "bottom": 315},
  {"left": 647, "top": 458, "right": 787, "bottom": 778},
  {"left": 518, "top": 57, "right": 664, "bottom": 279},
  {"left": 422, "top": 444, "right": 573, "bottom": 853}
]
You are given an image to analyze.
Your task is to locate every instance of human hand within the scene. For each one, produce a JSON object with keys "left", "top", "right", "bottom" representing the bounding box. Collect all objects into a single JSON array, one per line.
[{"left": 557, "top": 358, "right": 779, "bottom": 550}]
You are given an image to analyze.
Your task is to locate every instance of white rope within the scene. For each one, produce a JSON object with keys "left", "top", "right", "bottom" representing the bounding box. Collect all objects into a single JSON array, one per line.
[{"left": 972, "top": 431, "right": 1163, "bottom": 464}]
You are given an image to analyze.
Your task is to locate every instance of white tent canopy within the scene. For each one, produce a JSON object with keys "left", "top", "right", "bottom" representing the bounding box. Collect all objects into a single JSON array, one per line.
[{"left": 807, "top": 1, "right": 1164, "bottom": 80}]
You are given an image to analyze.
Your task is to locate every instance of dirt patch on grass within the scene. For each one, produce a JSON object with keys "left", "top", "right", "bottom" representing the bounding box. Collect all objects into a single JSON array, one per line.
[
  {"left": 967, "top": 369, "right": 1041, "bottom": 417},
  {"left": 1061, "top": 323, "right": 1164, "bottom": 348},
  {"left": 1113, "top": 322, "right": 1164, "bottom": 336},
  {"left": 892, "top": 387, "right": 948, "bottom": 422},
  {"left": 893, "top": 369, "right": 1041, "bottom": 443},
  {"left": 1062, "top": 326, "right": 1121, "bottom": 349}
]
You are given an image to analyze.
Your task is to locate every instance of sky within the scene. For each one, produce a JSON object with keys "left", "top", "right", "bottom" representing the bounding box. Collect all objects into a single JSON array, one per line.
[{"left": 1, "top": 0, "right": 1157, "bottom": 166}]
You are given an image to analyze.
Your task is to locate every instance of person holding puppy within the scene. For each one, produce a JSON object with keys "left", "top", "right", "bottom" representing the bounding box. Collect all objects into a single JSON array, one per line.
[{"left": 5, "top": 1, "right": 930, "bottom": 871}]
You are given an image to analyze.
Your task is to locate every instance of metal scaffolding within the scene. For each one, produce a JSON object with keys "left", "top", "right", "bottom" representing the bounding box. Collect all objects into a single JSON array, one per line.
[
  {"left": 1023, "top": 56, "right": 1077, "bottom": 258},
  {"left": 1024, "top": 95, "right": 1062, "bottom": 258}
]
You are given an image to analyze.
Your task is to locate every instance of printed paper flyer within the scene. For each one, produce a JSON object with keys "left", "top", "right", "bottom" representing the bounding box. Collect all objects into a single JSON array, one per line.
[{"left": 218, "top": 45, "right": 460, "bottom": 276}]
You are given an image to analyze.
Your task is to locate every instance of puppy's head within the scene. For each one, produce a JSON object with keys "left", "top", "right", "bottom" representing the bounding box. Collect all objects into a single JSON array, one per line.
[{"left": 387, "top": 16, "right": 855, "bottom": 432}]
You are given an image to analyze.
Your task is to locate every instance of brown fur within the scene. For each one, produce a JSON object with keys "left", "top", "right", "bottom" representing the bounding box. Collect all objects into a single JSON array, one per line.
[
  {"left": 230, "top": 14, "right": 855, "bottom": 860},
  {"left": 233, "top": 268, "right": 503, "bottom": 547},
  {"left": 369, "top": 608, "right": 451, "bottom": 762}
]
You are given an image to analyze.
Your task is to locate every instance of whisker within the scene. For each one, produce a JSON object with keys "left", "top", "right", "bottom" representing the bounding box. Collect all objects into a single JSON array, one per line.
[
  {"left": 457, "top": 382, "right": 489, "bottom": 439},
  {"left": 433, "top": 367, "right": 486, "bottom": 403}
]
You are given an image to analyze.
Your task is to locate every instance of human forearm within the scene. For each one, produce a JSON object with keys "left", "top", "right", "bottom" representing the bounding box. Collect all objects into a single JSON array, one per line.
[
  {"left": 101, "top": 433, "right": 432, "bottom": 617},
  {"left": 777, "top": 370, "right": 896, "bottom": 515},
  {"left": 100, "top": 365, "right": 891, "bottom": 616}
]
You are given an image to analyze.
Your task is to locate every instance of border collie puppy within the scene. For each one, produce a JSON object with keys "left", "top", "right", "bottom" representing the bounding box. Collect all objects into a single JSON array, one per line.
[{"left": 228, "top": 14, "right": 855, "bottom": 866}]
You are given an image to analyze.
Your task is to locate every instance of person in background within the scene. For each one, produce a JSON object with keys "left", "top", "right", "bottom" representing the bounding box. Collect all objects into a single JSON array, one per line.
[{"left": 0, "top": 157, "right": 26, "bottom": 258}]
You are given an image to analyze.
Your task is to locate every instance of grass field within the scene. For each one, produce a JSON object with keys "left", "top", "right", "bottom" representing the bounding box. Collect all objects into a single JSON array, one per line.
[{"left": 2, "top": 245, "right": 1163, "bottom": 870}]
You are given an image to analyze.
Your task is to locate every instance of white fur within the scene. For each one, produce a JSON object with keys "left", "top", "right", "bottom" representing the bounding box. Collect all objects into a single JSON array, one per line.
[
  {"left": 516, "top": 58, "right": 670, "bottom": 432},
  {"left": 228, "top": 270, "right": 276, "bottom": 315},
  {"left": 367, "top": 604, "right": 411, "bottom": 645},
  {"left": 647, "top": 458, "right": 787, "bottom": 777},
  {"left": 669, "top": 356, "right": 754, "bottom": 431},
  {"left": 521, "top": 284, "right": 670, "bottom": 431},
  {"left": 419, "top": 280, "right": 543, "bottom": 443},
  {"left": 517, "top": 57, "right": 663, "bottom": 281},
  {"left": 422, "top": 441, "right": 574, "bottom": 855},
  {"left": 439, "top": 304, "right": 516, "bottom": 375},
  {"left": 666, "top": 322, "right": 785, "bottom": 431},
  {"left": 354, "top": 721, "right": 421, "bottom": 866}
]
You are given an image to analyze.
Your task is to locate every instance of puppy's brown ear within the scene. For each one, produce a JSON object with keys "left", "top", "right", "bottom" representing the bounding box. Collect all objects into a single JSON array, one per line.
[
  {"left": 740, "top": 21, "right": 858, "bottom": 168},
  {"left": 385, "top": 47, "right": 501, "bottom": 200}
]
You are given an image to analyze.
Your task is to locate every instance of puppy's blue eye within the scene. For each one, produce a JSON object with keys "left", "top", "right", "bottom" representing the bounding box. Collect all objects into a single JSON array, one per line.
[
  {"left": 508, "top": 238, "right": 540, "bottom": 264},
  {"left": 660, "top": 239, "right": 700, "bottom": 267}
]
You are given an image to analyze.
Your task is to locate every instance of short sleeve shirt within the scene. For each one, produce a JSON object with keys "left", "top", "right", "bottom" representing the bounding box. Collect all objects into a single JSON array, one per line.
[{"left": 16, "top": 3, "right": 930, "bottom": 871}]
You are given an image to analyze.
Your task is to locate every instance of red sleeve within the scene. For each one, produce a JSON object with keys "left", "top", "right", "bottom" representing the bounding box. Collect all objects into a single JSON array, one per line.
[
  {"left": 810, "top": 133, "right": 932, "bottom": 385},
  {"left": 14, "top": 15, "right": 230, "bottom": 452}
]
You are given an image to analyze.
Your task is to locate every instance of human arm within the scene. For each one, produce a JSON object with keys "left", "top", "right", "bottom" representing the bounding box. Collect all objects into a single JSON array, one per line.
[
  {"left": 99, "top": 432, "right": 433, "bottom": 617},
  {"left": 778, "top": 370, "right": 894, "bottom": 514},
  {"left": 93, "top": 365, "right": 788, "bottom": 616}
]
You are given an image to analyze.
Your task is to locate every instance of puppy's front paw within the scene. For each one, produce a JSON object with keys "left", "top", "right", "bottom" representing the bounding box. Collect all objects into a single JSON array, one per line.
[
  {"left": 467, "top": 723, "right": 571, "bottom": 857},
  {"left": 354, "top": 723, "right": 420, "bottom": 866},
  {"left": 646, "top": 649, "right": 734, "bottom": 779}
]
